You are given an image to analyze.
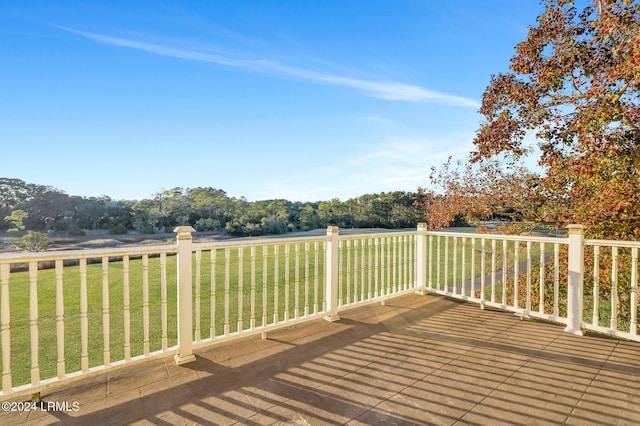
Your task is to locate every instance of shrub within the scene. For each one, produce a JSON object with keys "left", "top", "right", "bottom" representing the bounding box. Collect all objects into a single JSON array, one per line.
[
  {"left": 14, "top": 231, "right": 51, "bottom": 252},
  {"left": 108, "top": 224, "right": 129, "bottom": 235},
  {"left": 67, "top": 226, "right": 86, "bottom": 236},
  {"left": 195, "top": 218, "right": 222, "bottom": 232}
]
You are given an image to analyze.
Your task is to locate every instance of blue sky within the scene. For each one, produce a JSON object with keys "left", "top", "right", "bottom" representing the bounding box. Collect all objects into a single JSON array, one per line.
[{"left": 1, "top": 1, "right": 543, "bottom": 202}]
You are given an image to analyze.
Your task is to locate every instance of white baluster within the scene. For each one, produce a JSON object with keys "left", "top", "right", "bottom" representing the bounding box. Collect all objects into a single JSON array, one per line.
[
  {"left": 294, "top": 243, "right": 300, "bottom": 318},
  {"left": 353, "top": 239, "right": 358, "bottom": 303},
  {"left": 631, "top": 247, "right": 638, "bottom": 335},
  {"left": 375, "top": 237, "right": 380, "bottom": 297},
  {"left": 262, "top": 246, "right": 268, "bottom": 326},
  {"left": 123, "top": 256, "right": 131, "bottom": 360},
  {"left": 554, "top": 243, "right": 560, "bottom": 317},
  {"left": 513, "top": 241, "right": 520, "bottom": 309},
  {"left": 367, "top": 238, "right": 373, "bottom": 299},
  {"left": 224, "top": 248, "right": 230, "bottom": 335},
  {"left": 142, "top": 254, "right": 150, "bottom": 355},
  {"left": 491, "top": 239, "right": 496, "bottom": 303},
  {"left": 238, "top": 247, "right": 244, "bottom": 331},
  {"left": 346, "top": 240, "right": 351, "bottom": 305},
  {"left": 194, "top": 250, "right": 201, "bottom": 342},
  {"left": 526, "top": 241, "right": 532, "bottom": 313},
  {"left": 444, "top": 237, "right": 449, "bottom": 293},
  {"left": 393, "top": 236, "right": 398, "bottom": 294},
  {"left": 470, "top": 238, "right": 475, "bottom": 298},
  {"left": 79, "top": 259, "right": 88, "bottom": 373},
  {"left": 404, "top": 235, "right": 409, "bottom": 291},
  {"left": 55, "top": 260, "right": 65, "bottom": 378},
  {"left": 102, "top": 257, "right": 110, "bottom": 366},
  {"left": 453, "top": 237, "right": 458, "bottom": 295},
  {"left": 539, "top": 242, "right": 545, "bottom": 314},
  {"left": 611, "top": 246, "right": 619, "bottom": 330},
  {"left": 461, "top": 237, "right": 466, "bottom": 298},
  {"left": 304, "top": 242, "right": 310, "bottom": 316},
  {"left": 502, "top": 240, "right": 507, "bottom": 306},
  {"left": 428, "top": 235, "right": 434, "bottom": 291},
  {"left": 284, "top": 244, "right": 290, "bottom": 321},
  {"left": 161, "top": 253, "right": 168, "bottom": 350},
  {"left": 28, "top": 261, "right": 40, "bottom": 385},
  {"left": 593, "top": 246, "right": 600, "bottom": 326},
  {"left": 273, "top": 245, "right": 279, "bottom": 323},
  {"left": 250, "top": 246, "right": 256, "bottom": 329},
  {"left": 480, "top": 239, "right": 486, "bottom": 306},
  {"left": 313, "top": 241, "right": 319, "bottom": 314},
  {"left": 209, "top": 250, "right": 217, "bottom": 338}
]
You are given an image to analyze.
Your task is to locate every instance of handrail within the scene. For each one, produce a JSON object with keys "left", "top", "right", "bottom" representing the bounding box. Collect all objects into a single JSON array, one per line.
[{"left": 0, "top": 244, "right": 176, "bottom": 264}]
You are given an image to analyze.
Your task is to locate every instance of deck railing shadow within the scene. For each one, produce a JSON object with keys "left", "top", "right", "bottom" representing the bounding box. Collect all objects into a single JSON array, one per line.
[
  {"left": 36, "top": 295, "right": 458, "bottom": 424},
  {"left": 5, "top": 294, "right": 640, "bottom": 424}
]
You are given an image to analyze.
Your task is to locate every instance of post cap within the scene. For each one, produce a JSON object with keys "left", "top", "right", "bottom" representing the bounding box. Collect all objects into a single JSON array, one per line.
[
  {"left": 326, "top": 225, "right": 339, "bottom": 235},
  {"left": 174, "top": 226, "right": 196, "bottom": 239},
  {"left": 566, "top": 224, "right": 584, "bottom": 235}
]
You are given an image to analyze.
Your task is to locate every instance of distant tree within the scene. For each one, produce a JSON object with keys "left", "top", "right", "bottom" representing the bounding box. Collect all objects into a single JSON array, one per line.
[
  {"left": 132, "top": 199, "right": 162, "bottom": 233},
  {"left": 225, "top": 220, "right": 245, "bottom": 237},
  {"left": 418, "top": 157, "right": 551, "bottom": 231},
  {"left": 20, "top": 188, "right": 76, "bottom": 231},
  {"left": 299, "top": 204, "right": 322, "bottom": 229},
  {"left": 74, "top": 197, "right": 109, "bottom": 230},
  {"left": 194, "top": 218, "right": 222, "bottom": 232},
  {"left": 0, "top": 178, "right": 31, "bottom": 219},
  {"left": 4, "top": 209, "right": 28, "bottom": 232},
  {"left": 153, "top": 187, "right": 194, "bottom": 230},
  {"left": 14, "top": 231, "right": 51, "bottom": 252},
  {"left": 472, "top": 0, "right": 640, "bottom": 239},
  {"left": 188, "top": 187, "right": 230, "bottom": 222}
]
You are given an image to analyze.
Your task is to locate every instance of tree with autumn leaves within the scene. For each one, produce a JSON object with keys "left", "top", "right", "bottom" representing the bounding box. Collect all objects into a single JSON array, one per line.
[{"left": 423, "top": 0, "right": 640, "bottom": 240}]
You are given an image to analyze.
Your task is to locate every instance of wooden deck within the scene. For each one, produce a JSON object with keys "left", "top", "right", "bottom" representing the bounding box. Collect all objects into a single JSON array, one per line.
[{"left": 4, "top": 293, "right": 640, "bottom": 425}]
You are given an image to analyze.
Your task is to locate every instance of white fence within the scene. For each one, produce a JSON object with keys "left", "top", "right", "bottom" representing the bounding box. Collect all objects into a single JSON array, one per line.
[{"left": 0, "top": 224, "right": 637, "bottom": 399}]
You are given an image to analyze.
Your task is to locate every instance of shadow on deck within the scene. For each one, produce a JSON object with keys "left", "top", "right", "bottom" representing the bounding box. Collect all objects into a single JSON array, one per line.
[{"left": 5, "top": 293, "right": 640, "bottom": 425}]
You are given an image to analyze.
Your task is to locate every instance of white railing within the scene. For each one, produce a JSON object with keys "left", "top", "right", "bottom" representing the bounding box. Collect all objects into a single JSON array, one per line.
[
  {"left": 583, "top": 238, "right": 640, "bottom": 340},
  {"left": 0, "top": 244, "right": 178, "bottom": 398},
  {"left": 0, "top": 223, "right": 637, "bottom": 400},
  {"left": 419, "top": 224, "right": 640, "bottom": 341},
  {"left": 336, "top": 232, "right": 417, "bottom": 309},
  {"left": 422, "top": 229, "right": 570, "bottom": 325},
  {"left": 187, "top": 233, "right": 329, "bottom": 349},
  {"left": 0, "top": 226, "right": 417, "bottom": 399}
]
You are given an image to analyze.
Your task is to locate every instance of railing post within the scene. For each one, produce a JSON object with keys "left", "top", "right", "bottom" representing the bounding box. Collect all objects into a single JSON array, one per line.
[
  {"left": 324, "top": 226, "right": 340, "bottom": 322},
  {"left": 415, "top": 223, "right": 428, "bottom": 295},
  {"left": 565, "top": 224, "right": 585, "bottom": 336},
  {"left": 174, "top": 226, "right": 197, "bottom": 365}
]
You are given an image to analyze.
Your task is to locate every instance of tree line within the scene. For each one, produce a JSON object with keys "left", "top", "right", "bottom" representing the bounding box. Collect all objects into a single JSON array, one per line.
[{"left": 0, "top": 178, "right": 427, "bottom": 237}]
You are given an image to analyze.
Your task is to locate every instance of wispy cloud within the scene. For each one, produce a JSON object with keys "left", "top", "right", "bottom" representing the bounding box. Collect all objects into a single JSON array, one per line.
[
  {"left": 252, "top": 135, "right": 476, "bottom": 202},
  {"left": 57, "top": 26, "right": 480, "bottom": 107},
  {"left": 346, "top": 136, "right": 476, "bottom": 189}
]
